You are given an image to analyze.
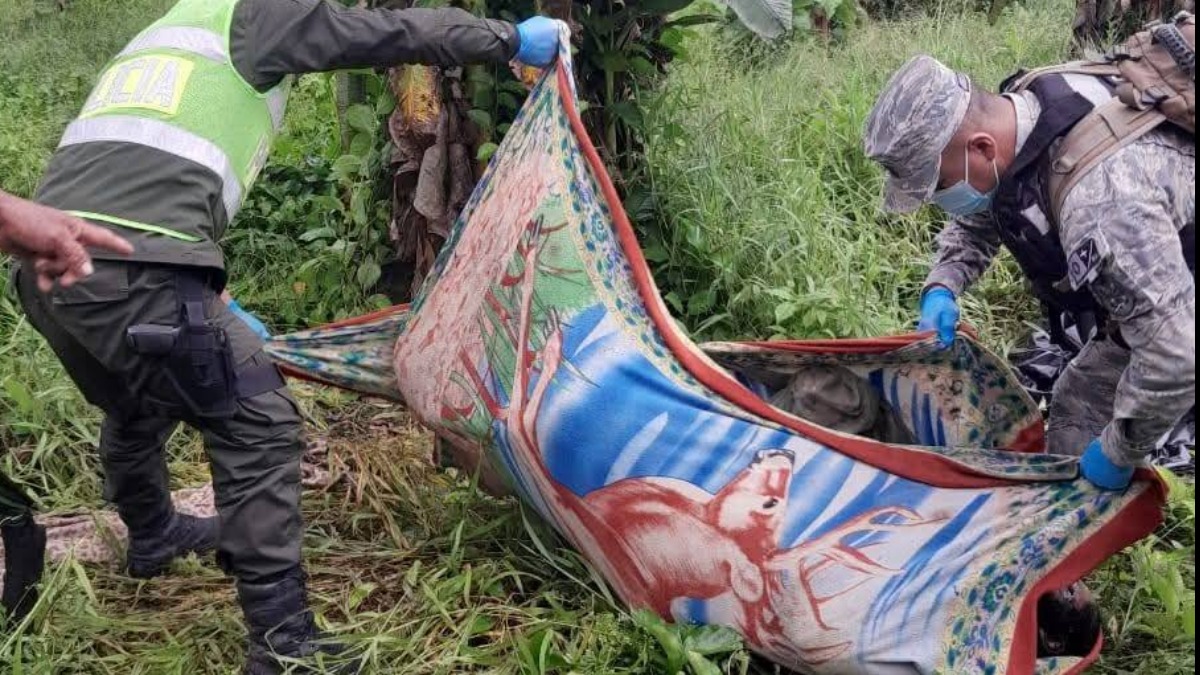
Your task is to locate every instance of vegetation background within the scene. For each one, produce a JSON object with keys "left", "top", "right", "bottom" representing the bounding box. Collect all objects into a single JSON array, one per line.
[{"left": 0, "top": 0, "right": 1193, "bottom": 672}]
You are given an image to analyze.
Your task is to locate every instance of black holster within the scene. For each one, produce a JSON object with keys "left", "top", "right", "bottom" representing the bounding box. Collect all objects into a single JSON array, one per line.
[{"left": 125, "top": 272, "right": 282, "bottom": 419}]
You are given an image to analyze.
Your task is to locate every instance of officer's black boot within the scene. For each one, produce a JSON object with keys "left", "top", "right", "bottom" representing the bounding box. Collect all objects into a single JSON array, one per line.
[
  {"left": 237, "top": 568, "right": 357, "bottom": 675},
  {"left": 126, "top": 512, "right": 219, "bottom": 579},
  {"left": 1, "top": 515, "right": 47, "bottom": 625}
]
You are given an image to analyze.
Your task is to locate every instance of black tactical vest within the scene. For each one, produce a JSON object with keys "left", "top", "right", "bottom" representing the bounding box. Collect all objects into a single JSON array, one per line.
[{"left": 991, "top": 72, "right": 1195, "bottom": 342}]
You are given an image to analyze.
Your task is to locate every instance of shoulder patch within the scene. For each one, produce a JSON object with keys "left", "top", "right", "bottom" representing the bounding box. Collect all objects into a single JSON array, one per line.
[{"left": 1067, "top": 237, "right": 1102, "bottom": 290}]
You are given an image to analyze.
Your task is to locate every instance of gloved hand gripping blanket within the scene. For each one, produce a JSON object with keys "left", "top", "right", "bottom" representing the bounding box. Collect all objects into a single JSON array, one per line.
[{"left": 264, "top": 29, "right": 1166, "bottom": 675}]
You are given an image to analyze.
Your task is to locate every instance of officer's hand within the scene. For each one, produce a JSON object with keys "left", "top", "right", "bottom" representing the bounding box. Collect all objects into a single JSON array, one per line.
[
  {"left": 0, "top": 190, "right": 133, "bottom": 292},
  {"left": 1079, "top": 437, "right": 1135, "bottom": 491},
  {"left": 917, "top": 286, "right": 960, "bottom": 349},
  {"left": 224, "top": 294, "right": 271, "bottom": 340},
  {"left": 514, "top": 16, "right": 561, "bottom": 68}
]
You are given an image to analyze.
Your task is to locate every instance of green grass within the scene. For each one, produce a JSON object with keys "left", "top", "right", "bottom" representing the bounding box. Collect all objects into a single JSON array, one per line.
[
  {"left": 0, "top": 0, "right": 1194, "bottom": 673},
  {"left": 0, "top": 0, "right": 178, "bottom": 197},
  {"left": 642, "top": 0, "right": 1069, "bottom": 349}
]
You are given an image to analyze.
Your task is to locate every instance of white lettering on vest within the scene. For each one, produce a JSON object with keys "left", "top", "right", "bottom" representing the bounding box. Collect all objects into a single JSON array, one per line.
[
  {"left": 81, "top": 55, "right": 194, "bottom": 118},
  {"left": 146, "top": 59, "right": 182, "bottom": 111}
]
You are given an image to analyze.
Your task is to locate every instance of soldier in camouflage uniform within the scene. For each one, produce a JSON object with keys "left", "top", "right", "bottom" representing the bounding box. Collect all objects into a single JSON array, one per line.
[{"left": 861, "top": 54, "right": 1195, "bottom": 491}]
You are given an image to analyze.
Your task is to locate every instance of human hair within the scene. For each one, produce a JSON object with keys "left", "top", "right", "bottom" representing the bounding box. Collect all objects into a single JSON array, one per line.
[
  {"left": 959, "top": 87, "right": 1008, "bottom": 134},
  {"left": 1037, "top": 587, "right": 1102, "bottom": 657}
]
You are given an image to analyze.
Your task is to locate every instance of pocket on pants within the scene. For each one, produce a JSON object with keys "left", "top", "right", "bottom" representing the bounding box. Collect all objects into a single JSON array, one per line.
[{"left": 49, "top": 261, "right": 130, "bottom": 306}]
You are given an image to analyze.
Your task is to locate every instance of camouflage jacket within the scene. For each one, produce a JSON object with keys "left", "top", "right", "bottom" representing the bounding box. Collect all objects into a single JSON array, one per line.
[{"left": 924, "top": 83, "right": 1195, "bottom": 466}]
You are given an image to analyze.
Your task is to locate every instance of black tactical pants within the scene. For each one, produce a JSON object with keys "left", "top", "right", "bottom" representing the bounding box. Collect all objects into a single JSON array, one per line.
[{"left": 12, "top": 261, "right": 304, "bottom": 583}]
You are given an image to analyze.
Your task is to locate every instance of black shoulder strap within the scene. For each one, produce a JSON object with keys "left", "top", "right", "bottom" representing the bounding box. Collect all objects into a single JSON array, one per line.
[{"left": 1008, "top": 75, "right": 1099, "bottom": 178}]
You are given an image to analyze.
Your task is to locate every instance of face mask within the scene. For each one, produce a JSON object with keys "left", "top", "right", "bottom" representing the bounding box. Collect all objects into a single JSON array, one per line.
[{"left": 932, "top": 146, "right": 1000, "bottom": 216}]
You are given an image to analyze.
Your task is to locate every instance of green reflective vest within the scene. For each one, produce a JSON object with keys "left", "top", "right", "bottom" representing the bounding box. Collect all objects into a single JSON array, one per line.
[{"left": 61, "top": 0, "right": 291, "bottom": 242}]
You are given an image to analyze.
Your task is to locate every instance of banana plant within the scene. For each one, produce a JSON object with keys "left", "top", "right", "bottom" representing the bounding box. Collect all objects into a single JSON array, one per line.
[
  {"left": 346, "top": 0, "right": 840, "bottom": 302},
  {"left": 718, "top": 0, "right": 793, "bottom": 38}
]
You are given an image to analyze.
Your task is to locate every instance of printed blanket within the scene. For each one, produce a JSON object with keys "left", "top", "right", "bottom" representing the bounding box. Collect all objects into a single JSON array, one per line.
[{"left": 264, "top": 31, "right": 1166, "bottom": 675}]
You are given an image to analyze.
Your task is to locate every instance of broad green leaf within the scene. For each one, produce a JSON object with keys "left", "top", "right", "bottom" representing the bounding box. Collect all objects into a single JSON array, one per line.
[
  {"left": 720, "top": 0, "right": 793, "bottom": 39},
  {"left": 498, "top": 92, "right": 521, "bottom": 112},
  {"left": 349, "top": 131, "right": 373, "bottom": 157},
  {"left": 629, "top": 56, "right": 659, "bottom": 78},
  {"left": 632, "top": 610, "right": 686, "bottom": 673},
  {"left": 467, "top": 108, "right": 493, "bottom": 134},
  {"left": 465, "top": 66, "right": 494, "bottom": 88},
  {"left": 610, "top": 100, "right": 645, "bottom": 130},
  {"left": 350, "top": 190, "right": 368, "bottom": 226},
  {"left": 356, "top": 259, "right": 382, "bottom": 289},
  {"left": 643, "top": 243, "right": 671, "bottom": 263},
  {"left": 599, "top": 50, "right": 630, "bottom": 74},
  {"left": 688, "top": 288, "right": 717, "bottom": 316},
  {"left": 683, "top": 624, "right": 742, "bottom": 655},
  {"left": 835, "top": 0, "right": 859, "bottom": 25},
  {"left": 3, "top": 379, "right": 33, "bottom": 413},
  {"left": 665, "top": 13, "right": 724, "bottom": 28},
  {"left": 684, "top": 652, "right": 723, "bottom": 675},
  {"left": 374, "top": 92, "right": 396, "bottom": 117},
  {"left": 472, "top": 87, "right": 495, "bottom": 111},
  {"left": 665, "top": 291, "right": 684, "bottom": 313},
  {"left": 345, "top": 104, "right": 376, "bottom": 134},
  {"left": 331, "top": 155, "right": 361, "bottom": 181},
  {"left": 775, "top": 302, "right": 798, "bottom": 324},
  {"left": 298, "top": 226, "right": 336, "bottom": 242},
  {"left": 816, "top": 0, "right": 844, "bottom": 14},
  {"left": 476, "top": 142, "right": 499, "bottom": 162}
]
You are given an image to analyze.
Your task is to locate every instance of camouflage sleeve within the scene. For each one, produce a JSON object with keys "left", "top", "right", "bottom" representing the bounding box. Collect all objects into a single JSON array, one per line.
[
  {"left": 922, "top": 212, "right": 1001, "bottom": 296},
  {"left": 1058, "top": 129, "right": 1196, "bottom": 467}
]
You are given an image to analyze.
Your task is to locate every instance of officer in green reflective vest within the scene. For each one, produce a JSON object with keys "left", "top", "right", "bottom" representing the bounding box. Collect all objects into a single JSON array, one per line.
[{"left": 11, "top": 1, "right": 560, "bottom": 672}]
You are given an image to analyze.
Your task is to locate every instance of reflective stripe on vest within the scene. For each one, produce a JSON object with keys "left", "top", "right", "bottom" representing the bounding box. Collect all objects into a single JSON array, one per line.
[
  {"left": 114, "top": 25, "right": 287, "bottom": 132},
  {"left": 59, "top": 115, "right": 242, "bottom": 218},
  {"left": 118, "top": 26, "right": 227, "bottom": 63},
  {"left": 266, "top": 86, "right": 287, "bottom": 130},
  {"left": 65, "top": 210, "right": 203, "bottom": 243},
  {"left": 61, "top": 0, "right": 290, "bottom": 242}
]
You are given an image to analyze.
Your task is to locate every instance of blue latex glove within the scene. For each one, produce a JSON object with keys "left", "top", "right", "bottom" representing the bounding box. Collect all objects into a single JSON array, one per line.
[
  {"left": 917, "top": 286, "right": 960, "bottom": 349},
  {"left": 227, "top": 298, "right": 271, "bottom": 340},
  {"left": 515, "top": 16, "right": 560, "bottom": 67},
  {"left": 1079, "top": 437, "right": 1135, "bottom": 490}
]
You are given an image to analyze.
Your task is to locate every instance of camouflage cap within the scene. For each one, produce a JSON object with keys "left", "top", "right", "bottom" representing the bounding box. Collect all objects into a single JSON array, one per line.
[{"left": 863, "top": 55, "right": 972, "bottom": 213}]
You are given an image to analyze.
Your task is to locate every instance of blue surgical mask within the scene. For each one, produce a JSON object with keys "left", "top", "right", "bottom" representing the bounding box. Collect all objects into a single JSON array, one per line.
[{"left": 932, "top": 146, "right": 1000, "bottom": 216}]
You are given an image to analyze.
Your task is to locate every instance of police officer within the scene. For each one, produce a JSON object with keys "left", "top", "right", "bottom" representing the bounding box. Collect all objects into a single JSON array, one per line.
[
  {"left": 11, "top": 0, "right": 561, "bottom": 672},
  {"left": 861, "top": 53, "right": 1194, "bottom": 492}
]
